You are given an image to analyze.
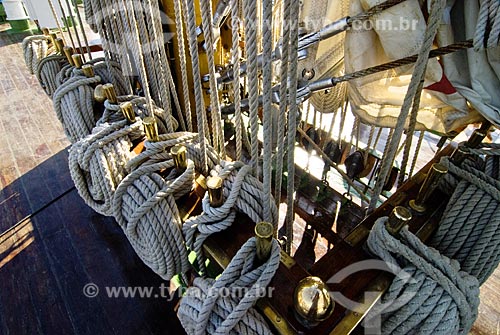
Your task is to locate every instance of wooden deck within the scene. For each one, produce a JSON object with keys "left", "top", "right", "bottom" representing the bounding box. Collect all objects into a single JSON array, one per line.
[{"left": 0, "top": 24, "right": 499, "bottom": 335}]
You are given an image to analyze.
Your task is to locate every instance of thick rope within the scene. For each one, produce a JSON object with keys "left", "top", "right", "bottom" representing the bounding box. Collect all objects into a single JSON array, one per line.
[
  {"left": 368, "top": 0, "right": 446, "bottom": 212},
  {"left": 365, "top": 219, "right": 480, "bottom": 335},
  {"left": 183, "top": 161, "right": 278, "bottom": 274},
  {"left": 230, "top": 0, "right": 242, "bottom": 161},
  {"left": 178, "top": 237, "right": 280, "bottom": 335},
  {"left": 37, "top": 55, "right": 68, "bottom": 98},
  {"left": 113, "top": 133, "right": 219, "bottom": 279},
  {"left": 474, "top": 0, "right": 500, "bottom": 50},
  {"left": 22, "top": 36, "right": 50, "bottom": 75}
]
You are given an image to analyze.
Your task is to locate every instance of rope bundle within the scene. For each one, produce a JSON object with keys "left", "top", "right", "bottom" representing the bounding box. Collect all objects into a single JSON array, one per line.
[
  {"left": 431, "top": 145, "right": 500, "bottom": 284},
  {"left": 69, "top": 119, "right": 144, "bottom": 216},
  {"left": 474, "top": 0, "right": 500, "bottom": 50},
  {"left": 365, "top": 219, "right": 480, "bottom": 335},
  {"left": 113, "top": 133, "right": 219, "bottom": 279},
  {"left": 22, "top": 35, "right": 50, "bottom": 75},
  {"left": 177, "top": 237, "right": 280, "bottom": 335},
  {"left": 183, "top": 161, "right": 279, "bottom": 274},
  {"left": 37, "top": 55, "right": 68, "bottom": 98}
]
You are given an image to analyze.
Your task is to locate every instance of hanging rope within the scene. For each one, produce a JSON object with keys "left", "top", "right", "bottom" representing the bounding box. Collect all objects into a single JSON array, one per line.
[
  {"left": 183, "top": 161, "right": 278, "bottom": 274},
  {"left": 230, "top": 0, "right": 242, "bottom": 161},
  {"left": 430, "top": 146, "right": 500, "bottom": 284},
  {"left": 178, "top": 237, "right": 280, "bottom": 335},
  {"left": 365, "top": 219, "right": 480, "bottom": 335},
  {"left": 113, "top": 133, "right": 219, "bottom": 279},
  {"left": 22, "top": 36, "right": 50, "bottom": 75},
  {"left": 474, "top": 0, "right": 500, "bottom": 50},
  {"left": 368, "top": 0, "right": 446, "bottom": 213},
  {"left": 37, "top": 55, "right": 68, "bottom": 98}
]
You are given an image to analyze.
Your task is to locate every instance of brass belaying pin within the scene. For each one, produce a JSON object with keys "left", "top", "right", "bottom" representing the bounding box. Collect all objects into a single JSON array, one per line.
[
  {"left": 81, "top": 64, "right": 95, "bottom": 78},
  {"left": 54, "top": 38, "right": 64, "bottom": 54},
  {"left": 63, "top": 46, "right": 75, "bottom": 66},
  {"left": 170, "top": 145, "right": 188, "bottom": 171},
  {"left": 143, "top": 117, "right": 159, "bottom": 142},
  {"left": 386, "top": 206, "right": 412, "bottom": 235},
  {"left": 72, "top": 54, "right": 83, "bottom": 69},
  {"left": 206, "top": 176, "right": 224, "bottom": 208},
  {"left": 409, "top": 163, "right": 448, "bottom": 213},
  {"left": 49, "top": 32, "right": 57, "bottom": 45},
  {"left": 293, "top": 276, "right": 335, "bottom": 328},
  {"left": 120, "top": 101, "right": 136, "bottom": 124},
  {"left": 42, "top": 27, "right": 50, "bottom": 36},
  {"left": 255, "top": 222, "right": 274, "bottom": 262},
  {"left": 102, "top": 83, "right": 118, "bottom": 104}
]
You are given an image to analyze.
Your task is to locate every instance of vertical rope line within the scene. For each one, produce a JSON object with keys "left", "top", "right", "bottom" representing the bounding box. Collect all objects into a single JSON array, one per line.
[
  {"left": 368, "top": 0, "right": 445, "bottom": 213},
  {"left": 285, "top": 0, "right": 300, "bottom": 254},
  {"left": 200, "top": 0, "right": 226, "bottom": 157},
  {"left": 365, "top": 125, "right": 376, "bottom": 166},
  {"left": 409, "top": 131, "right": 425, "bottom": 178},
  {"left": 48, "top": 0, "right": 67, "bottom": 45},
  {"left": 72, "top": 0, "right": 92, "bottom": 59},
  {"left": 244, "top": 0, "right": 259, "bottom": 174},
  {"left": 182, "top": 0, "right": 208, "bottom": 173},
  {"left": 230, "top": 0, "right": 242, "bottom": 160},
  {"left": 63, "top": 0, "right": 85, "bottom": 61},
  {"left": 173, "top": 0, "right": 193, "bottom": 132},
  {"left": 109, "top": 0, "right": 133, "bottom": 92},
  {"left": 56, "top": 0, "right": 76, "bottom": 51}
]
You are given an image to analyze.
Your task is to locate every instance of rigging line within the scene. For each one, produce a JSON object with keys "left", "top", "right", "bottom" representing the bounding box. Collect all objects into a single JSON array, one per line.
[
  {"left": 71, "top": 0, "right": 92, "bottom": 60},
  {"left": 409, "top": 131, "right": 426, "bottom": 179},
  {"left": 63, "top": 0, "right": 85, "bottom": 62},
  {"left": 47, "top": 0, "right": 67, "bottom": 45},
  {"left": 55, "top": 0, "right": 76, "bottom": 51},
  {"left": 230, "top": 0, "right": 242, "bottom": 160}
]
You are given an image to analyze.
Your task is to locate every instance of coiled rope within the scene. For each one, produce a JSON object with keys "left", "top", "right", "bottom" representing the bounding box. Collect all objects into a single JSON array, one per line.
[
  {"left": 474, "top": 0, "right": 500, "bottom": 50},
  {"left": 22, "top": 35, "right": 50, "bottom": 75},
  {"left": 183, "top": 161, "right": 279, "bottom": 274},
  {"left": 177, "top": 237, "right": 280, "bottom": 335},
  {"left": 113, "top": 133, "right": 219, "bottom": 279},
  {"left": 365, "top": 219, "right": 480, "bottom": 335},
  {"left": 37, "top": 55, "right": 68, "bottom": 98},
  {"left": 431, "top": 145, "right": 500, "bottom": 284}
]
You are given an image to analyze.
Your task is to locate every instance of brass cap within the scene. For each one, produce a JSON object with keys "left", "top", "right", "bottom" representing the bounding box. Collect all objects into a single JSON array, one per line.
[
  {"left": 81, "top": 64, "right": 95, "bottom": 78},
  {"left": 102, "top": 83, "right": 118, "bottom": 104},
  {"left": 63, "top": 46, "right": 75, "bottom": 66},
  {"left": 386, "top": 206, "right": 412, "bottom": 235},
  {"left": 55, "top": 38, "right": 64, "bottom": 53},
  {"left": 72, "top": 54, "right": 83, "bottom": 69},
  {"left": 410, "top": 163, "right": 448, "bottom": 213},
  {"left": 466, "top": 130, "right": 487, "bottom": 149},
  {"left": 207, "top": 176, "right": 224, "bottom": 207},
  {"left": 42, "top": 27, "right": 50, "bottom": 36},
  {"left": 255, "top": 222, "right": 273, "bottom": 262},
  {"left": 94, "top": 84, "right": 106, "bottom": 103},
  {"left": 49, "top": 32, "right": 57, "bottom": 44},
  {"left": 120, "top": 101, "right": 136, "bottom": 123},
  {"left": 294, "top": 276, "right": 334, "bottom": 327},
  {"left": 170, "top": 145, "right": 187, "bottom": 171},
  {"left": 143, "top": 116, "right": 159, "bottom": 142}
]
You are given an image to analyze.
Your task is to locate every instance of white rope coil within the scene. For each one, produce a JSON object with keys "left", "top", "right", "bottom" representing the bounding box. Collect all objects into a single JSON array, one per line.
[
  {"left": 113, "top": 133, "right": 219, "bottom": 279},
  {"left": 177, "top": 237, "right": 280, "bottom": 335},
  {"left": 183, "top": 161, "right": 279, "bottom": 274},
  {"left": 69, "top": 119, "right": 145, "bottom": 216},
  {"left": 365, "top": 219, "right": 480, "bottom": 335},
  {"left": 37, "top": 55, "right": 68, "bottom": 98},
  {"left": 22, "top": 35, "right": 50, "bottom": 75}
]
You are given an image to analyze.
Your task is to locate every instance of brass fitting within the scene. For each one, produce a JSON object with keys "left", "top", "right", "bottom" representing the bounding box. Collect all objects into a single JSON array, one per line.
[
  {"left": 255, "top": 222, "right": 273, "bottom": 262},
  {"left": 293, "top": 276, "right": 334, "bottom": 328},
  {"left": 466, "top": 130, "right": 487, "bottom": 149},
  {"left": 42, "top": 27, "right": 50, "bottom": 36},
  {"left": 63, "top": 46, "right": 75, "bottom": 66},
  {"left": 49, "top": 32, "right": 57, "bottom": 45},
  {"left": 385, "top": 206, "right": 412, "bottom": 235},
  {"left": 120, "top": 101, "right": 136, "bottom": 124},
  {"left": 102, "top": 83, "right": 118, "bottom": 104},
  {"left": 72, "top": 54, "right": 83, "bottom": 69},
  {"left": 206, "top": 176, "right": 224, "bottom": 208},
  {"left": 409, "top": 163, "right": 448, "bottom": 213},
  {"left": 94, "top": 85, "right": 106, "bottom": 103},
  {"left": 143, "top": 116, "right": 159, "bottom": 142},
  {"left": 55, "top": 38, "right": 64, "bottom": 54},
  {"left": 170, "top": 145, "right": 188, "bottom": 171},
  {"left": 81, "top": 64, "right": 95, "bottom": 78}
]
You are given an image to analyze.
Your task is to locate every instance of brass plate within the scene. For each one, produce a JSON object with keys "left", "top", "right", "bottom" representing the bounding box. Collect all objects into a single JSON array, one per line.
[{"left": 280, "top": 250, "right": 296, "bottom": 269}]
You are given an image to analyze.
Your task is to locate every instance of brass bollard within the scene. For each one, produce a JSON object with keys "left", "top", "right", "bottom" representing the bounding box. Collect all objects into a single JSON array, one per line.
[
  {"left": 102, "top": 84, "right": 118, "bottom": 104},
  {"left": 72, "top": 54, "right": 83, "bottom": 69},
  {"left": 143, "top": 117, "right": 159, "bottom": 142},
  {"left": 293, "top": 276, "right": 334, "bottom": 328},
  {"left": 120, "top": 102, "right": 136, "bottom": 124},
  {"left": 81, "top": 64, "right": 95, "bottom": 79},
  {"left": 255, "top": 222, "right": 274, "bottom": 262},
  {"left": 385, "top": 206, "right": 412, "bottom": 235},
  {"left": 409, "top": 163, "right": 448, "bottom": 213},
  {"left": 94, "top": 85, "right": 106, "bottom": 103},
  {"left": 206, "top": 176, "right": 224, "bottom": 208},
  {"left": 63, "top": 46, "right": 75, "bottom": 66},
  {"left": 170, "top": 145, "right": 188, "bottom": 171}
]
